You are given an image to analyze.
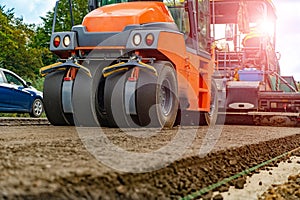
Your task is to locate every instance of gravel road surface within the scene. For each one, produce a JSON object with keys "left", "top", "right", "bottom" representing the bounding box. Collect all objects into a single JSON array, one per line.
[{"left": 0, "top": 123, "right": 300, "bottom": 199}]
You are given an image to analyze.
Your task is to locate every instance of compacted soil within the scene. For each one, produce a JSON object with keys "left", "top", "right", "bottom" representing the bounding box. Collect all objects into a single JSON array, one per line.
[{"left": 0, "top": 123, "right": 300, "bottom": 199}]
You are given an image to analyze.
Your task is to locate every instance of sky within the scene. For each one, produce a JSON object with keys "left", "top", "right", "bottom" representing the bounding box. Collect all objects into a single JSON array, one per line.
[
  {"left": 272, "top": 0, "right": 300, "bottom": 81},
  {"left": 1, "top": 0, "right": 57, "bottom": 24},
  {"left": 1, "top": 0, "right": 300, "bottom": 81}
]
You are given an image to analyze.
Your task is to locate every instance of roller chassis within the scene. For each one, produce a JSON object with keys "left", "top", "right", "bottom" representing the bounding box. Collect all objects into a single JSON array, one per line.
[
  {"left": 42, "top": 47, "right": 214, "bottom": 128},
  {"left": 43, "top": 54, "right": 215, "bottom": 128}
]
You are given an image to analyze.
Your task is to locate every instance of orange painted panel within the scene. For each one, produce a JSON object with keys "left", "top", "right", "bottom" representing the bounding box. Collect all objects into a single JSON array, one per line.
[
  {"left": 82, "top": 2, "right": 174, "bottom": 32},
  {"left": 157, "top": 31, "right": 213, "bottom": 111}
]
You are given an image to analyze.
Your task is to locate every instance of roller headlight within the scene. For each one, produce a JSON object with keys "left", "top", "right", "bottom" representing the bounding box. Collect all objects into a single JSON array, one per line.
[
  {"left": 133, "top": 33, "right": 142, "bottom": 46},
  {"left": 63, "top": 35, "right": 71, "bottom": 47}
]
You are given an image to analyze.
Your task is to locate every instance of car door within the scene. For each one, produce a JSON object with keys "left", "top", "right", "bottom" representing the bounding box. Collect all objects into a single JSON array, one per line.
[
  {"left": 2, "top": 71, "right": 32, "bottom": 111},
  {"left": 0, "top": 71, "right": 12, "bottom": 110}
]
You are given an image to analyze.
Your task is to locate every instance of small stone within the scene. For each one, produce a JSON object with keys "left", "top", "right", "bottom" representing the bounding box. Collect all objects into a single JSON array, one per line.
[
  {"left": 116, "top": 185, "right": 126, "bottom": 194},
  {"left": 229, "top": 159, "right": 237, "bottom": 165},
  {"left": 288, "top": 175, "right": 297, "bottom": 182},
  {"left": 218, "top": 185, "right": 230, "bottom": 193},
  {"left": 202, "top": 191, "right": 213, "bottom": 200},
  {"left": 259, "top": 181, "right": 262, "bottom": 186},
  {"left": 269, "top": 172, "right": 272, "bottom": 175},
  {"left": 46, "top": 164, "right": 51, "bottom": 168},
  {"left": 202, "top": 167, "right": 209, "bottom": 172},
  {"left": 213, "top": 193, "right": 223, "bottom": 200},
  {"left": 234, "top": 178, "right": 246, "bottom": 189}
]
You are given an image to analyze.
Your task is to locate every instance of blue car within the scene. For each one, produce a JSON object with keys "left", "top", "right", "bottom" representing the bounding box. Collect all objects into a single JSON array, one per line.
[{"left": 0, "top": 68, "right": 44, "bottom": 117}]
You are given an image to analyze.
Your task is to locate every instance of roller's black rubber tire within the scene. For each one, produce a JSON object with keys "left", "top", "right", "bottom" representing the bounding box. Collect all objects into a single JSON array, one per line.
[
  {"left": 103, "top": 70, "right": 139, "bottom": 128},
  {"left": 95, "top": 77, "right": 110, "bottom": 127},
  {"left": 204, "top": 79, "right": 218, "bottom": 126},
  {"left": 136, "top": 62, "right": 178, "bottom": 128},
  {"left": 103, "top": 73, "right": 124, "bottom": 127},
  {"left": 72, "top": 61, "right": 111, "bottom": 127},
  {"left": 43, "top": 71, "right": 73, "bottom": 125}
]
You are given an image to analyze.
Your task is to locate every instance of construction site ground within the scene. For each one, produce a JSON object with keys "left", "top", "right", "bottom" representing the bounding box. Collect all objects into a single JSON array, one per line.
[{"left": 0, "top": 119, "right": 300, "bottom": 199}]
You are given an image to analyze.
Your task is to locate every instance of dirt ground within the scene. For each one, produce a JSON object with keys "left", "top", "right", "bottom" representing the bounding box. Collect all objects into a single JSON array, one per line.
[{"left": 0, "top": 124, "right": 300, "bottom": 199}]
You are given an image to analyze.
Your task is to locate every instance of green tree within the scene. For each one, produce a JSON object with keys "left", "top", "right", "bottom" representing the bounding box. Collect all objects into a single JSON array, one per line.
[
  {"left": 0, "top": 6, "right": 43, "bottom": 79},
  {"left": 54, "top": 0, "right": 88, "bottom": 32}
]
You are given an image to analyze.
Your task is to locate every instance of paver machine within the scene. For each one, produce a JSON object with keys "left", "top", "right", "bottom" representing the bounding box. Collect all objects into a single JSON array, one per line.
[
  {"left": 41, "top": 0, "right": 218, "bottom": 127},
  {"left": 210, "top": 0, "right": 300, "bottom": 126}
]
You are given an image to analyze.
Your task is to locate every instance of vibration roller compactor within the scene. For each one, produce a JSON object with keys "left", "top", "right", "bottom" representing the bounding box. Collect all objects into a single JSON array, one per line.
[{"left": 41, "top": 0, "right": 218, "bottom": 127}]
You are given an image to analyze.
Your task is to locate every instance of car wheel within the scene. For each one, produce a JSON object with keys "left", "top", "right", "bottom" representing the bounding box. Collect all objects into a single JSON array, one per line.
[{"left": 30, "top": 98, "right": 44, "bottom": 118}]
